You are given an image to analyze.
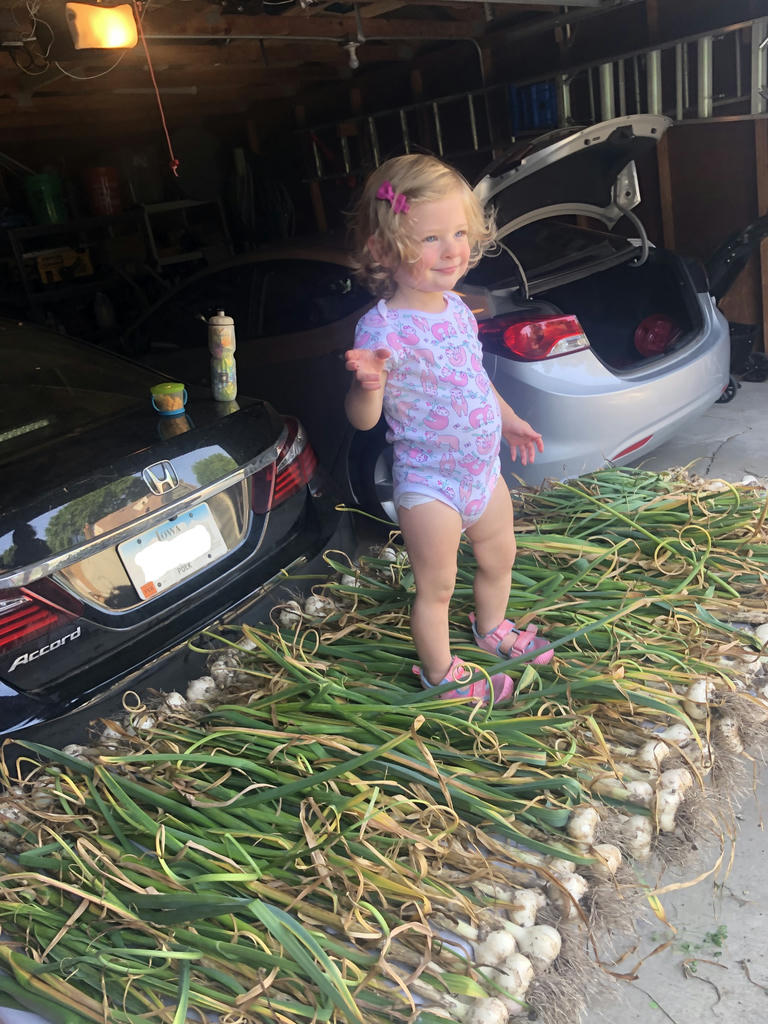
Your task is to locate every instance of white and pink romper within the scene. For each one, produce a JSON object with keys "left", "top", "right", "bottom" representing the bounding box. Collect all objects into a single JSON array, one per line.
[{"left": 353, "top": 291, "right": 502, "bottom": 527}]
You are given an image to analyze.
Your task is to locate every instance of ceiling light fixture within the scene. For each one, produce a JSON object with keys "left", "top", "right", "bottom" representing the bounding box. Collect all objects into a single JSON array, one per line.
[
  {"left": 345, "top": 40, "right": 359, "bottom": 70},
  {"left": 65, "top": 1, "right": 138, "bottom": 50}
]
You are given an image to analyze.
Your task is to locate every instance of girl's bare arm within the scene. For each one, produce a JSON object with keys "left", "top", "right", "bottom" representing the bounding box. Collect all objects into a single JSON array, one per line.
[{"left": 345, "top": 348, "right": 390, "bottom": 431}]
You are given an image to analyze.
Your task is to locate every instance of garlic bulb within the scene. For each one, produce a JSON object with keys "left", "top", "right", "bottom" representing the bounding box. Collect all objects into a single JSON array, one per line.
[
  {"left": 164, "top": 691, "right": 188, "bottom": 710},
  {"left": 548, "top": 870, "right": 588, "bottom": 919},
  {"left": 466, "top": 999, "right": 509, "bottom": 1024},
  {"left": 626, "top": 780, "right": 654, "bottom": 806},
  {"left": 278, "top": 600, "right": 303, "bottom": 628},
  {"left": 659, "top": 723, "right": 693, "bottom": 747},
  {"left": 186, "top": 676, "right": 218, "bottom": 703},
  {"left": 623, "top": 814, "right": 653, "bottom": 860},
  {"left": 546, "top": 856, "right": 576, "bottom": 875},
  {"left": 507, "top": 923, "right": 561, "bottom": 972},
  {"left": 507, "top": 888, "right": 546, "bottom": 928},
  {"left": 482, "top": 953, "right": 534, "bottom": 1007},
  {"left": 340, "top": 573, "right": 359, "bottom": 588},
  {"left": 133, "top": 713, "right": 156, "bottom": 732},
  {"left": 682, "top": 678, "right": 715, "bottom": 721},
  {"left": 590, "top": 843, "right": 622, "bottom": 878},
  {"left": 379, "top": 546, "right": 398, "bottom": 562},
  {"left": 62, "top": 743, "right": 91, "bottom": 759},
  {"left": 476, "top": 929, "right": 518, "bottom": 967},
  {"left": 655, "top": 767, "right": 694, "bottom": 832},
  {"left": 715, "top": 716, "right": 744, "bottom": 753},
  {"left": 636, "top": 739, "right": 670, "bottom": 770},
  {"left": 566, "top": 805, "right": 599, "bottom": 845},
  {"left": 100, "top": 724, "right": 123, "bottom": 748},
  {"left": 209, "top": 657, "right": 240, "bottom": 686},
  {"left": 303, "top": 594, "right": 336, "bottom": 619}
]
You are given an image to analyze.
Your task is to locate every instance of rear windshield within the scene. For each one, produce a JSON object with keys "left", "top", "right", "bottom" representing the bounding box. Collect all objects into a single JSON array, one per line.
[{"left": 0, "top": 323, "right": 159, "bottom": 464}]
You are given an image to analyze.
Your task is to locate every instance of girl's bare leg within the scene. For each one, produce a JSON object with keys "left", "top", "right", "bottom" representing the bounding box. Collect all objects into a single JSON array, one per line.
[
  {"left": 466, "top": 478, "right": 518, "bottom": 643},
  {"left": 397, "top": 499, "right": 463, "bottom": 684}
]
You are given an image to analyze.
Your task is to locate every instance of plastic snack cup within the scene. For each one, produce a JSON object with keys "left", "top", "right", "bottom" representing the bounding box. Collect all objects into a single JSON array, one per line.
[{"left": 151, "top": 382, "right": 187, "bottom": 416}]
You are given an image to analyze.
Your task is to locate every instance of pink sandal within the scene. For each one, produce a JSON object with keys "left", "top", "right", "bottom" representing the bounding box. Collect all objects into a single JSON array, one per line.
[
  {"left": 470, "top": 612, "right": 554, "bottom": 666},
  {"left": 412, "top": 655, "right": 516, "bottom": 705}
]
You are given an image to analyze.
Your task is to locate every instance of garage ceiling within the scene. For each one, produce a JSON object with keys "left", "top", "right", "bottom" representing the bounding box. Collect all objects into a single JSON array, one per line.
[{"left": 1, "top": 0, "right": 631, "bottom": 140}]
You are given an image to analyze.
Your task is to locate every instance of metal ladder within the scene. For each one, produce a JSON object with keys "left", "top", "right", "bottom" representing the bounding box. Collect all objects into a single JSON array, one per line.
[
  {"left": 552, "top": 16, "right": 768, "bottom": 124},
  {"left": 304, "top": 84, "right": 509, "bottom": 183},
  {"left": 301, "top": 16, "right": 768, "bottom": 182}
]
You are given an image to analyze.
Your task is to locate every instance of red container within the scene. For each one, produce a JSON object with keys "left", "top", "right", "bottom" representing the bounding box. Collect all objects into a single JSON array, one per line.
[{"left": 84, "top": 166, "right": 122, "bottom": 216}]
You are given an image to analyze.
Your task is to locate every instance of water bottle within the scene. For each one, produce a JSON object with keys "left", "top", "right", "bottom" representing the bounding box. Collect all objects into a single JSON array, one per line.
[{"left": 208, "top": 309, "right": 237, "bottom": 401}]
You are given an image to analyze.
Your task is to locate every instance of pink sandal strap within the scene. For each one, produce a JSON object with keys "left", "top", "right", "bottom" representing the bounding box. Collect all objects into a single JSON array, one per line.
[
  {"left": 412, "top": 656, "right": 515, "bottom": 704},
  {"left": 470, "top": 612, "right": 554, "bottom": 666}
]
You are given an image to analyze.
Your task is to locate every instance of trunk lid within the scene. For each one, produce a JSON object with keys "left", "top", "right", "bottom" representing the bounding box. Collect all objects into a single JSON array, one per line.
[
  {"left": 0, "top": 321, "right": 284, "bottom": 599},
  {"left": 472, "top": 115, "right": 672, "bottom": 294}
]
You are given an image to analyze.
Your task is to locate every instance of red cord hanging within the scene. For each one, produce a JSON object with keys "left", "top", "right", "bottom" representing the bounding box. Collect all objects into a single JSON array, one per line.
[{"left": 133, "top": 1, "right": 180, "bottom": 176}]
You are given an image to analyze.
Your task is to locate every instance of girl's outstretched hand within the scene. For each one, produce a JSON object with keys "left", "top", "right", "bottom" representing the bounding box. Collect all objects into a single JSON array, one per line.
[
  {"left": 345, "top": 347, "right": 391, "bottom": 390},
  {"left": 502, "top": 416, "right": 544, "bottom": 466}
]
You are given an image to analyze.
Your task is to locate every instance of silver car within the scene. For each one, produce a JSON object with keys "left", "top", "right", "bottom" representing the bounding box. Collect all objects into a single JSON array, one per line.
[{"left": 461, "top": 114, "right": 730, "bottom": 489}]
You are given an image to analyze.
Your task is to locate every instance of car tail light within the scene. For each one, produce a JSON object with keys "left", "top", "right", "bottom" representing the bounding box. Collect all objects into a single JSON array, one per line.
[
  {"left": 272, "top": 417, "right": 318, "bottom": 507},
  {"left": 477, "top": 314, "right": 590, "bottom": 360},
  {"left": 0, "top": 589, "right": 77, "bottom": 655}
]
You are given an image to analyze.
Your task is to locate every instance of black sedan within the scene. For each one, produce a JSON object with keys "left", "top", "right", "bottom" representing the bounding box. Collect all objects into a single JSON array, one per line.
[{"left": 0, "top": 318, "right": 347, "bottom": 738}]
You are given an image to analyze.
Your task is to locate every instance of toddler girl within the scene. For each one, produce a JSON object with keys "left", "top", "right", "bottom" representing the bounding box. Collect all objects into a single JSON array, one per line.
[{"left": 345, "top": 154, "right": 552, "bottom": 704}]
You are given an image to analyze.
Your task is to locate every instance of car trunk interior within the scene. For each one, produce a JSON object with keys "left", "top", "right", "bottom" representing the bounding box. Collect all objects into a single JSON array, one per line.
[{"left": 535, "top": 249, "right": 703, "bottom": 372}]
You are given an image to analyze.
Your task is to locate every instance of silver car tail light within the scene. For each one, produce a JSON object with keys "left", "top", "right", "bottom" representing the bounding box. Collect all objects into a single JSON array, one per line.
[{"left": 478, "top": 314, "right": 590, "bottom": 361}]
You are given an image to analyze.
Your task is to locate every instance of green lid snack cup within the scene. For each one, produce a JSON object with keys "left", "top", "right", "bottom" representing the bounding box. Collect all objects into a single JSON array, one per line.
[{"left": 151, "top": 382, "right": 187, "bottom": 417}]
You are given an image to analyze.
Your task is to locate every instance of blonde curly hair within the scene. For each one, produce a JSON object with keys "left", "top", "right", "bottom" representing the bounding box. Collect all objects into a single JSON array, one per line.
[{"left": 349, "top": 154, "right": 496, "bottom": 299}]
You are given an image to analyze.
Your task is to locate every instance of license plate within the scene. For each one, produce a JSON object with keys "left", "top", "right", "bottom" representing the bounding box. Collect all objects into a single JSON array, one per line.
[{"left": 118, "top": 503, "right": 227, "bottom": 601}]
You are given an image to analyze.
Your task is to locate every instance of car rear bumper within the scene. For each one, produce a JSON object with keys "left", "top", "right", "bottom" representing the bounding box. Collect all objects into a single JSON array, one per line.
[
  {"left": 1, "top": 504, "right": 356, "bottom": 747},
  {"left": 491, "top": 295, "right": 730, "bottom": 486}
]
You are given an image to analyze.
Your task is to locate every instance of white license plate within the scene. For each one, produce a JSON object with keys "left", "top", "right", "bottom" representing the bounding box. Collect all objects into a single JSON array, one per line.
[{"left": 118, "top": 503, "right": 227, "bottom": 601}]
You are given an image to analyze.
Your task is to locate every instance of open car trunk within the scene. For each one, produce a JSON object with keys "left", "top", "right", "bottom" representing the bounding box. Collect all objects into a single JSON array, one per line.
[
  {"left": 468, "top": 115, "right": 709, "bottom": 373},
  {"left": 532, "top": 247, "right": 703, "bottom": 372}
]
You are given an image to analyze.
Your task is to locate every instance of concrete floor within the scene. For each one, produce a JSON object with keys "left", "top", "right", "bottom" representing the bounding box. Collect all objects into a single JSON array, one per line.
[
  {"left": 587, "top": 379, "right": 768, "bottom": 1024},
  {"left": 1, "top": 384, "right": 766, "bottom": 1024}
]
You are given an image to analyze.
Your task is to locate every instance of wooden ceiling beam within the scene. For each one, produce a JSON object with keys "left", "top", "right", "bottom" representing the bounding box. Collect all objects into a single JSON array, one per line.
[{"left": 142, "top": 6, "right": 484, "bottom": 41}]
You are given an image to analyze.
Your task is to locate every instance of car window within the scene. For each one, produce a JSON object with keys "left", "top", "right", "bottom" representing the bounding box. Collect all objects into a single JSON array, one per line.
[
  {"left": 136, "top": 259, "right": 368, "bottom": 353},
  {"left": 260, "top": 260, "right": 370, "bottom": 336}
]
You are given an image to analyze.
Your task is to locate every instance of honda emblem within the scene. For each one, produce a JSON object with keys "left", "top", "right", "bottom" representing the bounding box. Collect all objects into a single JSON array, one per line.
[{"left": 142, "top": 461, "right": 179, "bottom": 495}]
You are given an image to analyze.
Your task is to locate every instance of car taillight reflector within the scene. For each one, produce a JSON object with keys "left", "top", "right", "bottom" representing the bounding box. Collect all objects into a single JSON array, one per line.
[
  {"left": 0, "top": 592, "right": 61, "bottom": 652},
  {"left": 612, "top": 435, "right": 653, "bottom": 460},
  {"left": 272, "top": 418, "right": 318, "bottom": 506},
  {"left": 478, "top": 314, "right": 590, "bottom": 361}
]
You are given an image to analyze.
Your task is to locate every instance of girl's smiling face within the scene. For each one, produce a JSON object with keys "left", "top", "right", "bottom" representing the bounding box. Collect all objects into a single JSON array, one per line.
[{"left": 388, "top": 191, "right": 471, "bottom": 311}]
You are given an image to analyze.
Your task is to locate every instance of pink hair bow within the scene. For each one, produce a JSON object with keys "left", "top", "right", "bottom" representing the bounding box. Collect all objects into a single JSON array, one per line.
[{"left": 376, "top": 181, "right": 410, "bottom": 214}]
